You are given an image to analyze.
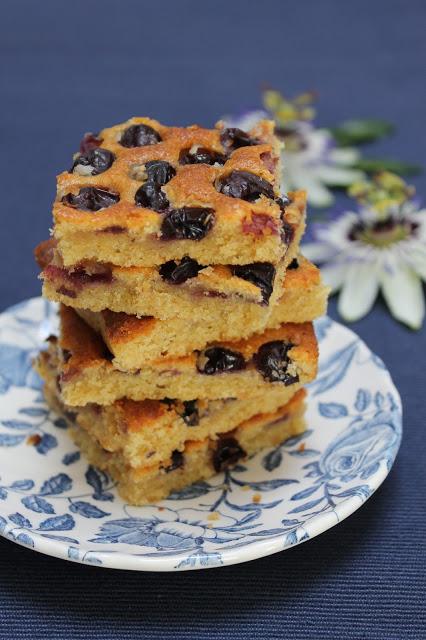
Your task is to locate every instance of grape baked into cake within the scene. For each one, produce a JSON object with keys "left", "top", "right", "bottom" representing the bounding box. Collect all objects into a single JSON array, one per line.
[{"left": 34, "top": 116, "right": 329, "bottom": 505}]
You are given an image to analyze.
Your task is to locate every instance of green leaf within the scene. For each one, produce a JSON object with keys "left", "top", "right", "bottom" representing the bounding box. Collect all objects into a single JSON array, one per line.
[
  {"left": 352, "top": 158, "right": 422, "bottom": 177},
  {"left": 329, "top": 119, "right": 395, "bottom": 146}
]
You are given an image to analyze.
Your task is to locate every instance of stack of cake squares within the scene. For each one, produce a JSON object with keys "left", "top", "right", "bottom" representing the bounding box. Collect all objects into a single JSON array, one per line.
[{"left": 34, "top": 117, "right": 328, "bottom": 505}]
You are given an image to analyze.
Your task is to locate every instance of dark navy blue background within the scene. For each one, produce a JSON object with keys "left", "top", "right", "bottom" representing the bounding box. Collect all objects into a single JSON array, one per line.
[{"left": 1, "top": 1, "right": 425, "bottom": 638}]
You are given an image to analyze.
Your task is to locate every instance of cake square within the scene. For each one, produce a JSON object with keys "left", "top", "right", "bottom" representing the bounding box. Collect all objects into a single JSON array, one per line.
[
  {"left": 51, "top": 118, "right": 305, "bottom": 267},
  {"left": 35, "top": 306, "right": 318, "bottom": 405}
]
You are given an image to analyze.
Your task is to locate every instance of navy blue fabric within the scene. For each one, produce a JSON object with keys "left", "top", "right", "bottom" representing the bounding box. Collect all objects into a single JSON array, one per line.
[{"left": 0, "top": 1, "right": 425, "bottom": 638}]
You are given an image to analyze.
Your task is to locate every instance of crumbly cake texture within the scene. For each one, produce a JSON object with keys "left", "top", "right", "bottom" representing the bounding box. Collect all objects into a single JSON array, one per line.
[
  {"left": 38, "top": 239, "right": 287, "bottom": 308},
  {"left": 38, "top": 228, "right": 326, "bottom": 322},
  {"left": 49, "top": 386, "right": 306, "bottom": 505},
  {"left": 40, "top": 356, "right": 303, "bottom": 468},
  {"left": 268, "top": 256, "right": 330, "bottom": 326},
  {"left": 73, "top": 256, "right": 328, "bottom": 366},
  {"left": 34, "top": 306, "right": 318, "bottom": 405},
  {"left": 36, "top": 238, "right": 290, "bottom": 329},
  {"left": 52, "top": 117, "right": 306, "bottom": 267}
]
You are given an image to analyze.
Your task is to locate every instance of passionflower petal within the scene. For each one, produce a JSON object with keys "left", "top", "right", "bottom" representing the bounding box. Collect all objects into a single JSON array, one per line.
[
  {"left": 380, "top": 258, "right": 425, "bottom": 329},
  {"left": 338, "top": 262, "right": 380, "bottom": 322}
]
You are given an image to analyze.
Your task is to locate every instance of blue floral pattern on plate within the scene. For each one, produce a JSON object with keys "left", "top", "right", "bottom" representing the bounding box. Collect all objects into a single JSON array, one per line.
[{"left": 0, "top": 298, "right": 402, "bottom": 571}]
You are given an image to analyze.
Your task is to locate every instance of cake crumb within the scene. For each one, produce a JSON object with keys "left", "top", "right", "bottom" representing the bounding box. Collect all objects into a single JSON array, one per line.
[
  {"left": 298, "top": 442, "right": 306, "bottom": 452},
  {"left": 252, "top": 493, "right": 261, "bottom": 504},
  {"left": 27, "top": 434, "right": 42, "bottom": 446},
  {"left": 207, "top": 512, "right": 220, "bottom": 521}
]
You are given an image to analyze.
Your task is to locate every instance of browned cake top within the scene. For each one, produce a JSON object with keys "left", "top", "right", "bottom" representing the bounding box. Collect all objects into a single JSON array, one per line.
[
  {"left": 113, "top": 398, "right": 170, "bottom": 431},
  {"left": 52, "top": 117, "right": 293, "bottom": 237},
  {"left": 59, "top": 305, "right": 107, "bottom": 364},
  {"left": 286, "top": 255, "right": 321, "bottom": 288},
  {"left": 99, "top": 311, "right": 156, "bottom": 342}
]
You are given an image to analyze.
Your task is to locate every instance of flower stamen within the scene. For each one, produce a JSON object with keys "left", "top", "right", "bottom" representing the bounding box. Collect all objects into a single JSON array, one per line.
[{"left": 348, "top": 216, "right": 418, "bottom": 247}]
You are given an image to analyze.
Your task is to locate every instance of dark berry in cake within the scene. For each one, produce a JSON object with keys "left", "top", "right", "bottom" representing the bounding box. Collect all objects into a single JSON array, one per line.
[
  {"left": 180, "top": 401, "right": 199, "bottom": 427},
  {"left": 179, "top": 147, "right": 226, "bottom": 166},
  {"left": 144, "top": 160, "right": 176, "bottom": 185},
  {"left": 161, "top": 208, "right": 215, "bottom": 241},
  {"left": 134, "top": 181, "right": 169, "bottom": 212},
  {"left": 253, "top": 340, "right": 299, "bottom": 385},
  {"left": 197, "top": 347, "right": 246, "bottom": 375},
  {"left": 231, "top": 262, "right": 276, "bottom": 304},
  {"left": 135, "top": 161, "right": 175, "bottom": 211},
  {"left": 62, "top": 187, "right": 120, "bottom": 212},
  {"left": 120, "top": 124, "right": 161, "bottom": 147},
  {"left": 159, "top": 257, "right": 203, "bottom": 284},
  {"left": 161, "top": 398, "right": 199, "bottom": 427},
  {"left": 71, "top": 148, "right": 115, "bottom": 176},
  {"left": 213, "top": 437, "right": 246, "bottom": 472},
  {"left": 217, "top": 171, "right": 274, "bottom": 202},
  {"left": 288, "top": 258, "right": 299, "bottom": 270},
  {"left": 163, "top": 450, "right": 184, "bottom": 473},
  {"left": 220, "top": 127, "right": 259, "bottom": 150}
]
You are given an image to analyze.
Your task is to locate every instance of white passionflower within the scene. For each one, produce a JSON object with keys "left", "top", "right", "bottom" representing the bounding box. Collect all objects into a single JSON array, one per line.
[
  {"left": 225, "top": 109, "right": 363, "bottom": 208},
  {"left": 303, "top": 200, "right": 426, "bottom": 329},
  {"left": 278, "top": 121, "right": 363, "bottom": 208}
]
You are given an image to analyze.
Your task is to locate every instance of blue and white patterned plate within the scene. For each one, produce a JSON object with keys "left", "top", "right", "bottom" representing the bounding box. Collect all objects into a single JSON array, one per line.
[{"left": 0, "top": 298, "right": 402, "bottom": 571}]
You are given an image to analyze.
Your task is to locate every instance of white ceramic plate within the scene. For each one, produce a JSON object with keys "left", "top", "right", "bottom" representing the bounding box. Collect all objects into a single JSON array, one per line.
[{"left": 0, "top": 298, "right": 402, "bottom": 571}]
